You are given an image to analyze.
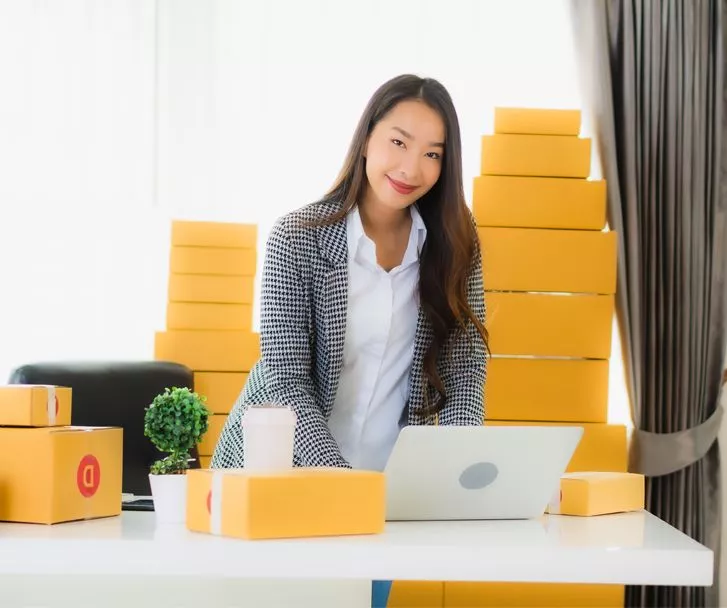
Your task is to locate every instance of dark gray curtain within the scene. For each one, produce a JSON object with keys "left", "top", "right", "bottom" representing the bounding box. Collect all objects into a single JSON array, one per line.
[{"left": 571, "top": 0, "right": 727, "bottom": 606}]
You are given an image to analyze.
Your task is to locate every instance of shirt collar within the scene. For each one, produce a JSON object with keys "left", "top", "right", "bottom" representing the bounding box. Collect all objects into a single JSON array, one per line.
[
  {"left": 409, "top": 204, "right": 427, "bottom": 255},
  {"left": 347, "top": 204, "right": 427, "bottom": 263}
]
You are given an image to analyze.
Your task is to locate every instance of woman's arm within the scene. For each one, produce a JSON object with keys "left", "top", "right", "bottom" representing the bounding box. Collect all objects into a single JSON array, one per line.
[
  {"left": 437, "top": 236, "right": 487, "bottom": 426},
  {"left": 259, "top": 216, "right": 350, "bottom": 467}
]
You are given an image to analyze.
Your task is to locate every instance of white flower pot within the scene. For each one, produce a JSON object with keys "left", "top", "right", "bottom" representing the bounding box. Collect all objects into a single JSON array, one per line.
[{"left": 149, "top": 473, "right": 187, "bottom": 524}]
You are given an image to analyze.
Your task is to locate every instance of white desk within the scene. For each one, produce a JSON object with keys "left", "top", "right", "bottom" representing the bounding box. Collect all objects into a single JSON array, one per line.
[{"left": 0, "top": 510, "right": 713, "bottom": 608}]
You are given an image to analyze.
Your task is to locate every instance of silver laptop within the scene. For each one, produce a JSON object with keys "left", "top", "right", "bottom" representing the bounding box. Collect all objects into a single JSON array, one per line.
[{"left": 384, "top": 425, "right": 584, "bottom": 521}]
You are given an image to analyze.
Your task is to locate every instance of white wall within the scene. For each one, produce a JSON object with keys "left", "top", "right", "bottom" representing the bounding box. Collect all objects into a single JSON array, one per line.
[
  {"left": 0, "top": 0, "right": 585, "bottom": 383},
  {"left": 156, "top": 0, "right": 582, "bottom": 226},
  {"left": 0, "top": 1, "right": 157, "bottom": 211},
  {"left": 0, "top": 1, "right": 168, "bottom": 377}
]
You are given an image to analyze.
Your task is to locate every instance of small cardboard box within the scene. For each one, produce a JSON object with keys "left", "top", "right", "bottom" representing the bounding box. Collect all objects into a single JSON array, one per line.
[
  {"left": 485, "top": 358, "right": 608, "bottom": 423},
  {"left": 389, "top": 582, "right": 443, "bottom": 608},
  {"left": 479, "top": 227, "right": 617, "bottom": 294},
  {"left": 187, "top": 468, "right": 386, "bottom": 539},
  {"left": 0, "top": 385, "right": 72, "bottom": 427},
  {"left": 193, "top": 372, "right": 248, "bottom": 414},
  {"left": 494, "top": 108, "right": 582, "bottom": 136},
  {"left": 485, "top": 292, "right": 614, "bottom": 359},
  {"left": 481, "top": 134, "right": 591, "bottom": 178},
  {"left": 0, "top": 426, "right": 123, "bottom": 524},
  {"left": 166, "top": 302, "right": 253, "bottom": 331},
  {"left": 445, "top": 582, "right": 624, "bottom": 608},
  {"left": 472, "top": 175, "right": 606, "bottom": 230},
  {"left": 548, "top": 472, "right": 645, "bottom": 516},
  {"left": 198, "top": 414, "right": 227, "bottom": 456},
  {"left": 154, "top": 330, "right": 260, "bottom": 372},
  {"left": 168, "top": 274, "right": 255, "bottom": 305},
  {"left": 169, "top": 246, "right": 257, "bottom": 276},
  {"left": 171, "top": 220, "right": 257, "bottom": 249}
]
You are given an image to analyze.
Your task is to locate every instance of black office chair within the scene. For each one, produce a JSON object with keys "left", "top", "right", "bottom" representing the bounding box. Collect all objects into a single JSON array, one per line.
[{"left": 7, "top": 360, "right": 200, "bottom": 502}]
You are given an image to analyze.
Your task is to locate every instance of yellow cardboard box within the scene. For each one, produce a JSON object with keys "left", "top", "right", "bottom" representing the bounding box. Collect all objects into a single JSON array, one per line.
[
  {"left": 186, "top": 468, "right": 385, "bottom": 540},
  {"left": 487, "top": 421, "right": 628, "bottom": 473},
  {"left": 166, "top": 302, "right": 253, "bottom": 331},
  {"left": 154, "top": 330, "right": 260, "bottom": 372},
  {"left": 479, "top": 227, "right": 617, "bottom": 294},
  {"left": 0, "top": 385, "right": 72, "bottom": 427},
  {"left": 198, "top": 414, "right": 226, "bottom": 456},
  {"left": 481, "top": 134, "right": 591, "bottom": 178},
  {"left": 168, "top": 274, "right": 255, "bottom": 305},
  {"left": 444, "top": 582, "right": 623, "bottom": 607},
  {"left": 193, "top": 372, "right": 247, "bottom": 414},
  {"left": 472, "top": 176, "right": 606, "bottom": 230},
  {"left": 486, "top": 358, "right": 608, "bottom": 423},
  {"left": 568, "top": 424, "right": 627, "bottom": 472},
  {"left": 549, "top": 472, "right": 645, "bottom": 516},
  {"left": 494, "top": 108, "right": 582, "bottom": 136},
  {"left": 485, "top": 292, "right": 614, "bottom": 358},
  {"left": 171, "top": 220, "right": 257, "bottom": 249},
  {"left": 0, "top": 426, "right": 123, "bottom": 524},
  {"left": 389, "top": 581, "right": 443, "bottom": 607},
  {"left": 170, "top": 246, "right": 257, "bottom": 276}
]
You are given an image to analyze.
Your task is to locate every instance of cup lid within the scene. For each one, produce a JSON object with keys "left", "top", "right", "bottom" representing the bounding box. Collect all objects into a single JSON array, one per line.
[{"left": 241, "top": 403, "right": 296, "bottom": 426}]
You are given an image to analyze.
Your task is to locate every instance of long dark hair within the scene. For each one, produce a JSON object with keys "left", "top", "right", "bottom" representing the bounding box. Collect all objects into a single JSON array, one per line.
[{"left": 317, "top": 74, "right": 488, "bottom": 416}]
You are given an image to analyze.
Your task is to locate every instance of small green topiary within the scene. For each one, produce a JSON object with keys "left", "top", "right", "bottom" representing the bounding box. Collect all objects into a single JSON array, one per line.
[{"left": 144, "top": 386, "right": 210, "bottom": 475}]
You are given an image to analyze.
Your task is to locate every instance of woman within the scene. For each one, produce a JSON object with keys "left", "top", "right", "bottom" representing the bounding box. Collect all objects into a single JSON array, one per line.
[{"left": 211, "top": 73, "right": 488, "bottom": 473}]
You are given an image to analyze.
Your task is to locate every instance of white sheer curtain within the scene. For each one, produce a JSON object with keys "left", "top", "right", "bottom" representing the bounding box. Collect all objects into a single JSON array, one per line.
[
  {"left": 0, "top": 1, "right": 157, "bottom": 211},
  {"left": 0, "top": 0, "right": 166, "bottom": 381},
  {"left": 1, "top": 1, "right": 633, "bottom": 428}
]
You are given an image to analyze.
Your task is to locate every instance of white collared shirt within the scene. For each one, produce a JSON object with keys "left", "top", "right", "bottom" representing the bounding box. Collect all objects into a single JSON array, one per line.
[{"left": 327, "top": 205, "right": 427, "bottom": 471}]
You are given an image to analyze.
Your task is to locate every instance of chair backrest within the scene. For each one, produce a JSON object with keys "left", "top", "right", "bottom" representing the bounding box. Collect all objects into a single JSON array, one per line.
[{"left": 8, "top": 361, "right": 199, "bottom": 496}]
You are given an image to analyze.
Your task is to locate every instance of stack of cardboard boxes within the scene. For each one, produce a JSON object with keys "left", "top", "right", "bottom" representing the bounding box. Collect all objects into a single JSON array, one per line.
[
  {"left": 448, "top": 108, "right": 626, "bottom": 607},
  {"left": 0, "top": 385, "right": 122, "bottom": 524},
  {"left": 154, "top": 220, "right": 261, "bottom": 467}
]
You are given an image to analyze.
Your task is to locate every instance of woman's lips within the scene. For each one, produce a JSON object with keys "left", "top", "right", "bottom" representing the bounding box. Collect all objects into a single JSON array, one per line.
[{"left": 386, "top": 175, "right": 417, "bottom": 195}]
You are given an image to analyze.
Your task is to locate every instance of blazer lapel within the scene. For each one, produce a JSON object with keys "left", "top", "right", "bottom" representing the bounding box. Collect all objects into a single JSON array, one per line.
[{"left": 317, "top": 210, "right": 349, "bottom": 416}]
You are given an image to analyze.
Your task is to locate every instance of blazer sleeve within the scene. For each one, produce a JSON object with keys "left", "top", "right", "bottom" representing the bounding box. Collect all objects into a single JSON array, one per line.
[
  {"left": 259, "top": 217, "right": 351, "bottom": 467},
  {"left": 437, "top": 228, "right": 488, "bottom": 426}
]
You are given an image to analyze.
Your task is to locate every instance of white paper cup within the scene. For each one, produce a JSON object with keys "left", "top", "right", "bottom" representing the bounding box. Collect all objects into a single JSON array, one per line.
[{"left": 241, "top": 404, "right": 296, "bottom": 471}]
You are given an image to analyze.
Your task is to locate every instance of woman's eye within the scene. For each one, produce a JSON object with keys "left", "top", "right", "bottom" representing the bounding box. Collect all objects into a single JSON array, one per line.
[
  {"left": 426, "top": 152, "right": 441, "bottom": 160},
  {"left": 392, "top": 139, "right": 405, "bottom": 148}
]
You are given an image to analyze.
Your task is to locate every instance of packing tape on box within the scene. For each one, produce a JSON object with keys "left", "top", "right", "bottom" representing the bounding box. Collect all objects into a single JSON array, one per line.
[
  {"left": 47, "top": 386, "right": 56, "bottom": 425},
  {"left": 210, "top": 470, "right": 224, "bottom": 535},
  {"left": 81, "top": 427, "right": 95, "bottom": 520},
  {"left": 39, "top": 384, "right": 57, "bottom": 425}
]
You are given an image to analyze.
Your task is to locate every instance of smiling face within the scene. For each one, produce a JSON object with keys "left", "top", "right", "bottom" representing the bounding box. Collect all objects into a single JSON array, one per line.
[{"left": 362, "top": 99, "right": 446, "bottom": 213}]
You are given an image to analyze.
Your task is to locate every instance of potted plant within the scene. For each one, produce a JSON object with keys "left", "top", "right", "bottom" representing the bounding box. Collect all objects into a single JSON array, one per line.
[{"left": 144, "top": 386, "right": 210, "bottom": 523}]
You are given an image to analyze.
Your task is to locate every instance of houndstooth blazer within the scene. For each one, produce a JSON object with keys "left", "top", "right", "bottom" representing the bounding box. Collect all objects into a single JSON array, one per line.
[{"left": 211, "top": 199, "right": 487, "bottom": 469}]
